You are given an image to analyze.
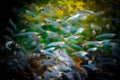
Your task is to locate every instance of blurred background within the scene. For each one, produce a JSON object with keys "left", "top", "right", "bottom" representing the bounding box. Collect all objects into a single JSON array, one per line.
[{"left": 0, "top": 0, "right": 120, "bottom": 80}]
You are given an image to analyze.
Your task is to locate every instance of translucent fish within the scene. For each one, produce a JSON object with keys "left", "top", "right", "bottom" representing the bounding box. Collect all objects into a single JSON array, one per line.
[
  {"left": 43, "top": 71, "right": 59, "bottom": 78},
  {"left": 82, "top": 41, "right": 103, "bottom": 47},
  {"left": 92, "top": 30, "right": 96, "bottom": 36},
  {"left": 45, "top": 47, "right": 56, "bottom": 52},
  {"left": 6, "top": 27, "right": 14, "bottom": 36},
  {"left": 74, "top": 28, "right": 84, "bottom": 34},
  {"left": 96, "top": 33, "right": 116, "bottom": 39},
  {"left": 66, "top": 13, "right": 88, "bottom": 21},
  {"left": 66, "top": 14, "right": 80, "bottom": 21},
  {"left": 69, "top": 44, "right": 82, "bottom": 50},
  {"left": 30, "top": 53, "right": 40, "bottom": 58},
  {"left": 44, "top": 18, "right": 55, "bottom": 24},
  {"left": 26, "top": 10, "right": 37, "bottom": 18},
  {"left": 40, "top": 49, "right": 54, "bottom": 57},
  {"left": 90, "top": 23, "right": 101, "bottom": 30},
  {"left": 102, "top": 40, "right": 111, "bottom": 46},
  {"left": 62, "top": 72, "right": 74, "bottom": 80},
  {"left": 79, "top": 10, "right": 94, "bottom": 14},
  {"left": 87, "top": 47, "right": 98, "bottom": 52},
  {"left": 45, "top": 42, "right": 65, "bottom": 48},
  {"left": 60, "top": 26, "right": 71, "bottom": 34},
  {"left": 20, "top": 29, "right": 26, "bottom": 33},
  {"left": 3, "top": 35, "right": 14, "bottom": 42},
  {"left": 93, "top": 11, "right": 104, "bottom": 16},
  {"left": 47, "top": 31, "right": 59, "bottom": 39},
  {"left": 9, "top": 18, "right": 17, "bottom": 31},
  {"left": 73, "top": 51, "right": 89, "bottom": 60},
  {"left": 106, "top": 24, "right": 110, "bottom": 30},
  {"left": 64, "top": 35, "right": 80, "bottom": 41},
  {"left": 57, "top": 66, "right": 71, "bottom": 72},
  {"left": 53, "top": 49, "right": 75, "bottom": 67},
  {"left": 78, "top": 51, "right": 88, "bottom": 56},
  {"left": 102, "top": 40, "right": 118, "bottom": 49},
  {"left": 61, "top": 20, "right": 73, "bottom": 27},
  {"left": 14, "top": 32, "right": 39, "bottom": 36},
  {"left": 40, "top": 7, "right": 50, "bottom": 14},
  {"left": 5, "top": 41, "right": 13, "bottom": 50},
  {"left": 31, "top": 44, "right": 41, "bottom": 53},
  {"left": 103, "top": 18, "right": 120, "bottom": 21},
  {"left": 25, "top": 35, "right": 40, "bottom": 44},
  {"left": 42, "top": 56, "right": 56, "bottom": 66},
  {"left": 16, "top": 63, "right": 24, "bottom": 71},
  {"left": 82, "top": 64, "right": 97, "bottom": 71}
]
